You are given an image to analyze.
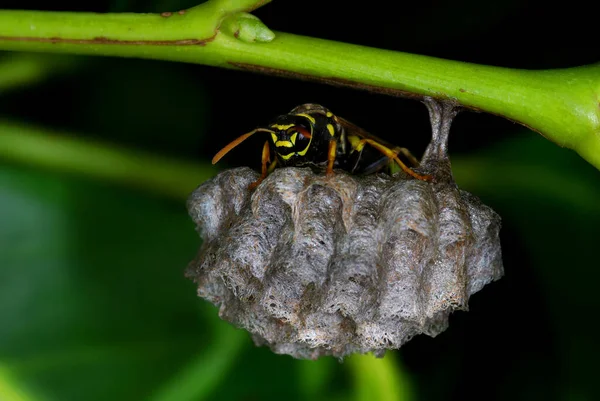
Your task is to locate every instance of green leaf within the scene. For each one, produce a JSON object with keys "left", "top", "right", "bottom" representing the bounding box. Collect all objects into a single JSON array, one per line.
[{"left": 0, "top": 165, "right": 243, "bottom": 401}]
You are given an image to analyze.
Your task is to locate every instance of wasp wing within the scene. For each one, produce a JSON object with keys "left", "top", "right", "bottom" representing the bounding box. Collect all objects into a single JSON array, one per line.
[{"left": 335, "top": 116, "right": 420, "bottom": 175}]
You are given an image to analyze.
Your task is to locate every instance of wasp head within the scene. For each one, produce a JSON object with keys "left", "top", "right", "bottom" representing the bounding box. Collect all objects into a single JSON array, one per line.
[
  {"left": 211, "top": 104, "right": 338, "bottom": 169},
  {"left": 268, "top": 113, "right": 314, "bottom": 160}
]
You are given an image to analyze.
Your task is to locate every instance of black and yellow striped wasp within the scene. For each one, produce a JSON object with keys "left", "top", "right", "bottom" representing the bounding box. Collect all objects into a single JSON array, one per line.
[{"left": 212, "top": 104, "right": 432, "bottom": 188}]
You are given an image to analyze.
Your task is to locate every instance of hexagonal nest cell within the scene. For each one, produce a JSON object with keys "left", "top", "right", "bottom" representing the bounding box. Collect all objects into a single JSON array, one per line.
[{"left": 185, "top": 100, "right": 503, "bottom": 359}]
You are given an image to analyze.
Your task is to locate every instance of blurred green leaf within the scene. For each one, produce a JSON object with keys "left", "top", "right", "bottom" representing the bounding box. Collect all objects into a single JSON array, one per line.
[
  {"left": 347, "top": 352, "right": 413, "bottom": 401},
  {"left": 149, "top": 319, "right": 249, "bottom": 401},
  {"left": 453, "top": 133, "right": 600, "bottom": 215},
  {"left": 1, "top": 2, "right": 598, "bottom": 400},
  {"left": 0, "top": 53, "right": 78, "bottom": 94},
  {"left": 296, "top": 357, "right": 337, "bottom": 401},
  {"left": 0, "top": 164, "right": 244, "bottom": 401},
  {"left": 453, "top": 133, "right": 600, "bottom": 400},
  {"left": 0, "top": 363, "right": 44, "bottom": 401},
  {"left": 0, "top": 120, "right": 217, "bottom": 200}
]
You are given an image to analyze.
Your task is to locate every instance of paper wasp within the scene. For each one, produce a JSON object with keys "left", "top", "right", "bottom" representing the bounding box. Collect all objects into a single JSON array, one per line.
[{"left": 212, "top": 104, "right": 432, "bottom": 188}]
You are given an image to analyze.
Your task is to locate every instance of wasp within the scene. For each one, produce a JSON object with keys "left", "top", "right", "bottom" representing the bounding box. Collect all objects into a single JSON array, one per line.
[{"left": 212, "top": 104, "right": 432, "bottom": 188}]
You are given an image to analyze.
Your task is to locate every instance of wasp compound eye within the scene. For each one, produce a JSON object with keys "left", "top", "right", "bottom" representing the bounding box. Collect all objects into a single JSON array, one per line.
[{"left": 187, "top": 99, "right": 503, "bottom": 359}]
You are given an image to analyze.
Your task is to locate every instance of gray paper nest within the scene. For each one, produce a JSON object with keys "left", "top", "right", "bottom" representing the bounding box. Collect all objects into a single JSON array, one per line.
[{"left": 186, "top": 100, "right": 503, "bottom": 359}]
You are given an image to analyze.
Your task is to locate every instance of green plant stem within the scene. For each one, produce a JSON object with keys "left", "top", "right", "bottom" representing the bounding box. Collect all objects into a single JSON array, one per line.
[
  {"left": 0, "top": 120, "right": 216, "bottom": 200},
  {"left": 0, "top": 2, "right": 598, "bottom": 170},
  {"left": 347, "top": 352, "right": 414, "bottom": 401}
]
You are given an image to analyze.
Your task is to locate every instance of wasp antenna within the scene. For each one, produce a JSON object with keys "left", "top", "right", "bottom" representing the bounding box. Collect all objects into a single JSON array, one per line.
[{"left": 212, "top": 128, "right": 274, "bottom": 164}]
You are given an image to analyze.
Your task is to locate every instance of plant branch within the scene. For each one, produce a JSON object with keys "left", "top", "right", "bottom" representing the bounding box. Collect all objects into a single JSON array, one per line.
[
  {"left": 0, "top": 120, "right": 216, "bottom": 200},
  {"left": 0, "top": 1, "right": 599, "bottom": 170}
]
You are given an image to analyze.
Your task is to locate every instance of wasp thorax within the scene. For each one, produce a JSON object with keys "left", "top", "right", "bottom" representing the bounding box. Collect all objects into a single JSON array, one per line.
[{"left": 189, "top": 99, "right": 503, "bottom": 359}]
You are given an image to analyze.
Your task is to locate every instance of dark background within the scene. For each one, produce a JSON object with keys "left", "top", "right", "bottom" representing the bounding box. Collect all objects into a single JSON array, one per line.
[{"left": 1, "top": 1, "right": 599, "bottom": 400}]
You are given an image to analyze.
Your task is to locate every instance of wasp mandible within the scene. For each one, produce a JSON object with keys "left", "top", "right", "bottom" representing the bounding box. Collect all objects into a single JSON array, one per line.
[{"left": 212, "top": 104, "right": 432, "bottom": 188}]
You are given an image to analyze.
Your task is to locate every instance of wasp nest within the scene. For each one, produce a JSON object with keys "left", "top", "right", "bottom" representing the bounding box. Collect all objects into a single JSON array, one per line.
[{"left": 186, "top": 100, "right": 503, "bottom": 359}]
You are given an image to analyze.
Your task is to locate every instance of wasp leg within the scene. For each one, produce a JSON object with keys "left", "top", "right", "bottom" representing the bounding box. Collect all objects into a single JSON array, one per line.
[
  {"left": 267, "top": 159, "right": 278, "bottom": 174},
  {"left": 394, "top": 147, "right": 420, "bottom": 167},
  {"left": 360, "top": 139, "right": 433, "bottom": 181},
  {"left": 249, "top": 141, "right": 274, "bottom": 190},
  {"left": 326, "top": 140, "right": 337, "bottom": 176}
]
